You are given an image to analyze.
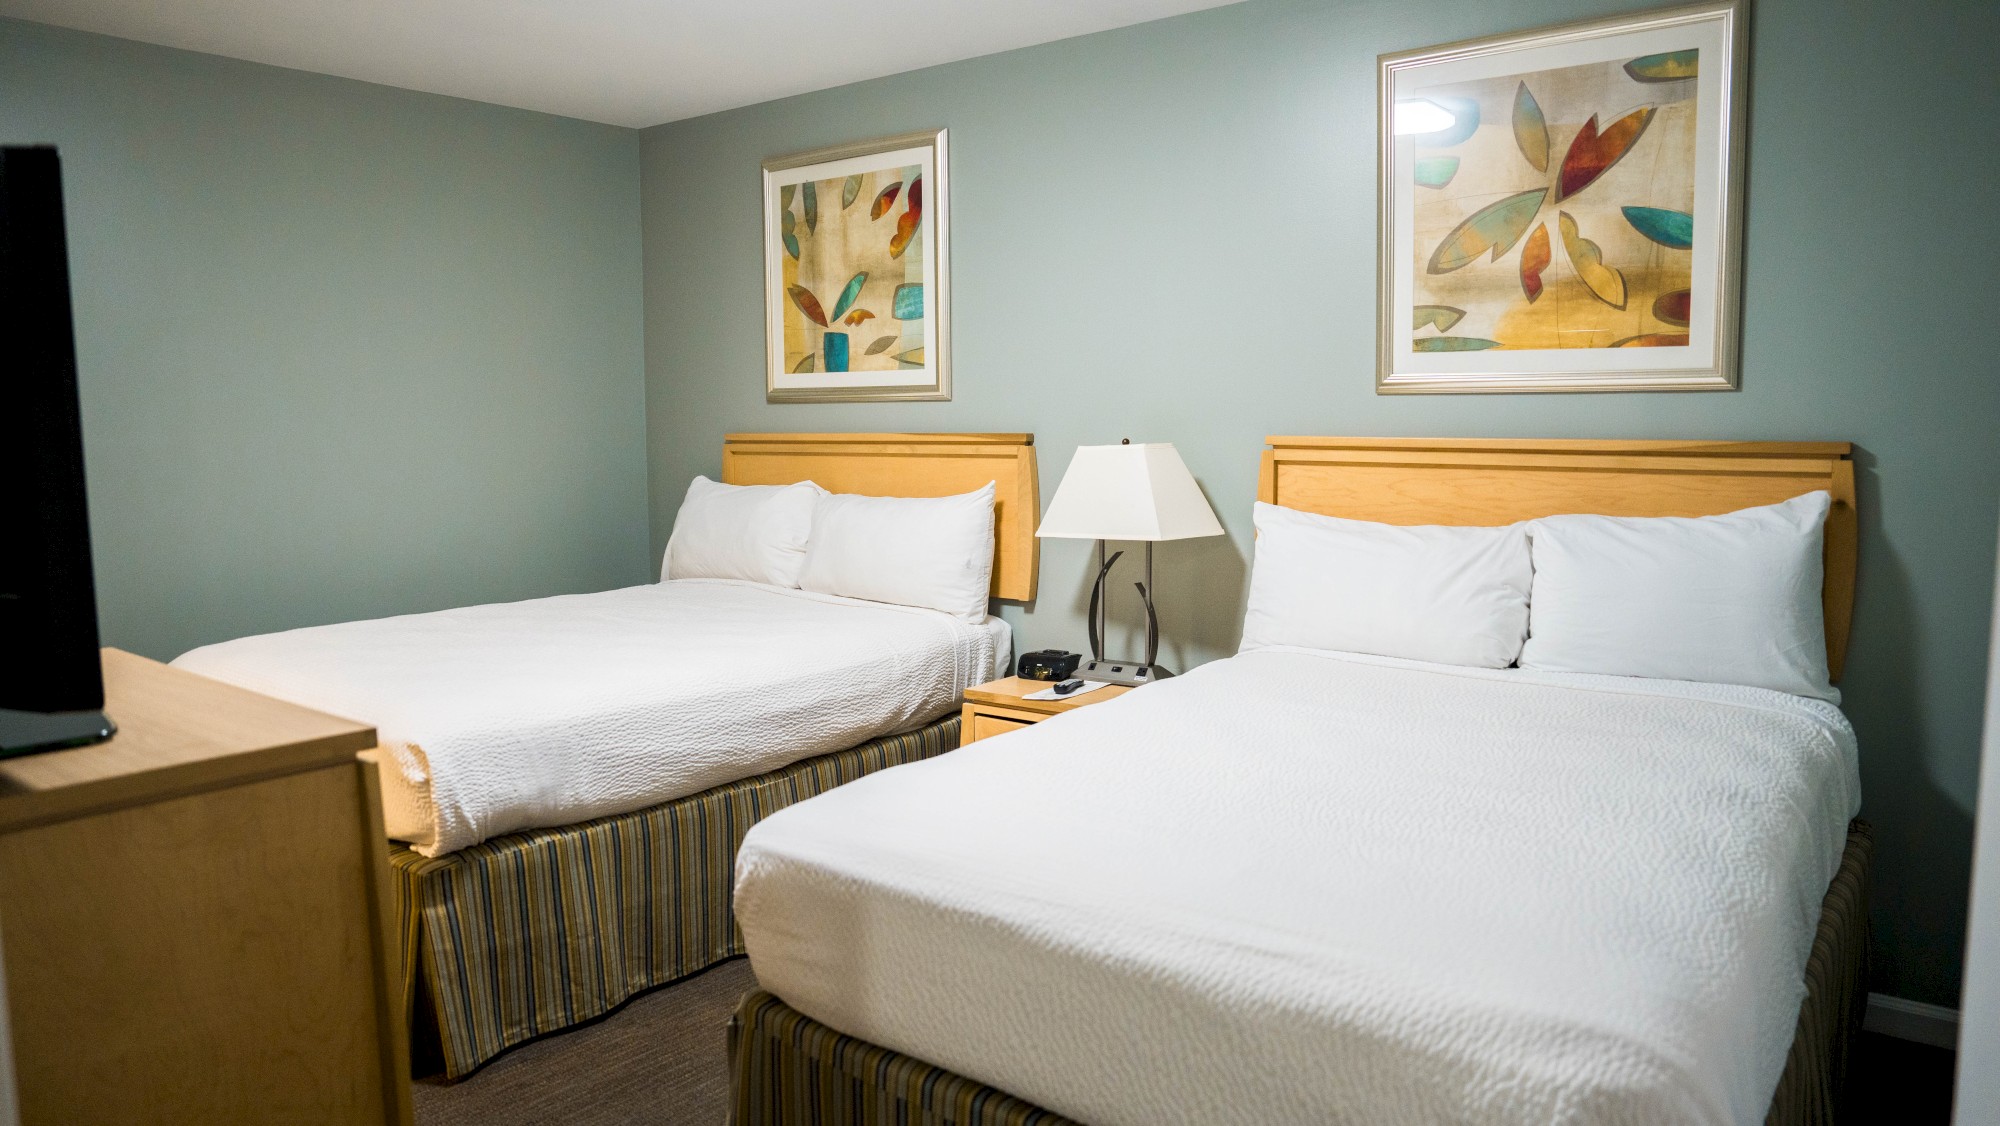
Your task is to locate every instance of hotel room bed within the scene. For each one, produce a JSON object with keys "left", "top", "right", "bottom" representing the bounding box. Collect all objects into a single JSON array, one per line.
[
  {"left": 727, "top": 437, "right": 1869, "bottom": 1125},
  {"left": 172, "top": 431, "right": 1042, "bottom": 1079},
  {"left": 729, "top": 832, "right": 1869, "bottom": 1126},
  {"left": 736, "top": 648, "right": 1862, "bottom": 1125},
  {"left": 175, "top": 579, "right": 1007, "bottom": 857}
]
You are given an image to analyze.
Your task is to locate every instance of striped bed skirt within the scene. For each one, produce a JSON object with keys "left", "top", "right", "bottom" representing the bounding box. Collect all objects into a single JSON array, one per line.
[
  {"left": 728, "top": 821, "right": 1874, "bottom": 1126},
  {"left": 391, "top": 714, "right": 962, "bottom": 1080}
]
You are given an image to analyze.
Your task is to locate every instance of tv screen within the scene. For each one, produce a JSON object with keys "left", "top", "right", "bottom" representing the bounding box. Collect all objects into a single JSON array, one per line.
[{"left": 0, "top": 145, "right": 114, "bottom": 755}]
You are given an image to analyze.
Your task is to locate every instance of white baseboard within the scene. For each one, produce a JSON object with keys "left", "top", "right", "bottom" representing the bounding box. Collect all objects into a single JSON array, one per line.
[{"left": 1864, "top": 993, "right": 1960, "bottom": 1049}]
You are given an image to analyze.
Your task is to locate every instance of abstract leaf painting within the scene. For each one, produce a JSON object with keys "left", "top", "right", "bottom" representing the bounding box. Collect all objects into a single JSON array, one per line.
[
  {"left": 1420, "top": 62, "right": 1685, "bottom": 350},
  {"left": 1379, "top": 1, "right": 1747, "bottom": 392},
  {"left": 763, "top": 130, "right": 949, "bottom": 402}
]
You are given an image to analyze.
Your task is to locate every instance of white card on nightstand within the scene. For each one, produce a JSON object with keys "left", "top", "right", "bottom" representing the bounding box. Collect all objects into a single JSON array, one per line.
[{"left": 1021, "top": 681, "right": 1116, "bottom": 702}]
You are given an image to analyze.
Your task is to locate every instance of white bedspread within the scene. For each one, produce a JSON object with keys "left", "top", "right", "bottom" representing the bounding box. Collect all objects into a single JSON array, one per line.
[
  {"left": 174, "top": 580, "right": 1007, "bottom": 856},
  {"left": 735, "top": 647, "right": 1860, "bottom": 1126}
]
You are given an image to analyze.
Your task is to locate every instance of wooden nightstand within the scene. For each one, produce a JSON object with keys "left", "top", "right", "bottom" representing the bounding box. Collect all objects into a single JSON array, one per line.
[{"left": 960, "top": 676, "right": 1134, "bottom": 746}]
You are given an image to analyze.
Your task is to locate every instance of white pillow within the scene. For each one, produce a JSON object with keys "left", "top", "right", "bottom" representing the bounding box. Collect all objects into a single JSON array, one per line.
[
  {"left": 661, "top": 476, "right": 819, "bottom": 587},
  {"left": 1520, "top": 491, "right": 1835, "bottom": 701},
  {"left": 1239, "top": 501, "right": 1532, "bottom": 668},
  {"left": 798, "top": 484, "right": 996, "bottom": 622}
]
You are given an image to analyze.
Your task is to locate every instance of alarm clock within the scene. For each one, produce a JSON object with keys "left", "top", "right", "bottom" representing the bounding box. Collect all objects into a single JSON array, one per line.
[{"left": 1016, "top": 650, "right": 1082, "bottom": 682}]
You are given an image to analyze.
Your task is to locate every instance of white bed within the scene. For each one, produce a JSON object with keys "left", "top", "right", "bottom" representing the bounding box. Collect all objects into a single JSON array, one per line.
[
  {"left": 175, "top": 578, "right": 1007, "bottom": 856},
  {"left": 735, "top": 646, "right": 1860, "bottom": 1126}
]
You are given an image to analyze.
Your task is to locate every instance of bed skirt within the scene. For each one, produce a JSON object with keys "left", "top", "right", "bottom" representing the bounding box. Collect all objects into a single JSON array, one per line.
[
  {"left": 727, "top": 820, "right": 1873, "bottom": 1126},
  {"left": 392, "top": 714, "right": 961, "bottom": 1080},
  {"left": 1766, "top": 819, "right": 1873, "bottom": 1124}
]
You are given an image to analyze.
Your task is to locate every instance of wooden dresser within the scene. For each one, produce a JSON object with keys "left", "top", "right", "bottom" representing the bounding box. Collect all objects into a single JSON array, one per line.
[{"left": 0, "top": 649, "right": 411, "bottom": 1125}]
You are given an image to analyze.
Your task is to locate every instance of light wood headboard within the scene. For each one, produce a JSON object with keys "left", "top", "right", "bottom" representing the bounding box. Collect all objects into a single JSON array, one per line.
[
  {"left": 722, "top": 432, "right": 1039, "bottom": 602},
  {"left": 1258, "top": 437, "right": 1858, "bottom": 681}
]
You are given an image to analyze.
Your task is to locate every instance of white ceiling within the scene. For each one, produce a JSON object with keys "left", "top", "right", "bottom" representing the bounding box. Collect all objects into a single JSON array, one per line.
[{"left": 1, "top": 0, "right": 1244, "bottom": 128}]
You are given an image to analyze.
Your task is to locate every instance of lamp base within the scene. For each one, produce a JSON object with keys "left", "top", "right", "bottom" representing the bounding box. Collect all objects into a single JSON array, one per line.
[{"left": 1078, "top": 659, "right": 1173, "bottom": 688}]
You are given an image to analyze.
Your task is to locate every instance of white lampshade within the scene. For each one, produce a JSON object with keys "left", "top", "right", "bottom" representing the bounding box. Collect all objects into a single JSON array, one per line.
[{"left": 1036, "top": 443, "right": 1224, "bottom": 542}]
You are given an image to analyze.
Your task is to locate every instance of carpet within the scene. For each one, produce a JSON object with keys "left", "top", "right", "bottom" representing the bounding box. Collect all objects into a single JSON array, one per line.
[{"left": 413, "top": 956, "right": 754, "bottom": 1126}]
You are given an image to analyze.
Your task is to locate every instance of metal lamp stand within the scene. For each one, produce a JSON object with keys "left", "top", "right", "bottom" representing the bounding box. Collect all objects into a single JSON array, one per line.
[{"left": 1079, "top": 538, "right": 1171, "bottom": 687}]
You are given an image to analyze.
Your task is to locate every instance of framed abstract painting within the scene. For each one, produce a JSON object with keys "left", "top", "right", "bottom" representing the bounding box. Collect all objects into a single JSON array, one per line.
[
  {"left": 1377, "top": 0, "right": 1747, "bottom": 393},
  {"left": 763, "top": 129, "right": 949, "bottom": 402}
]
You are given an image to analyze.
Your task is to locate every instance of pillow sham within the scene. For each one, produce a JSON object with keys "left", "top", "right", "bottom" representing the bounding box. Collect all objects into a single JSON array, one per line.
[
  {"left": 1519, "top": 490, "right": 1836, "bottom": 701},
  {"left": 1239, "top": 501, "right": 1532, "bottom": 668},
  {"left": 799, "top": 483, "right": 996, "bottom": 622},
  {"left": 661, "top": 476, "right": 819, "bottom": 588}
]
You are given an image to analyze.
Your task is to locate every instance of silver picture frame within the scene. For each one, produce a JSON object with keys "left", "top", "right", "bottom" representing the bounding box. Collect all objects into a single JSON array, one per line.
[
  {"left": 1377, "top": 0, "right": 1748, "bottom": 394},
  {"left": 762, "top": 128, "right": 950, "bottom": 403}
]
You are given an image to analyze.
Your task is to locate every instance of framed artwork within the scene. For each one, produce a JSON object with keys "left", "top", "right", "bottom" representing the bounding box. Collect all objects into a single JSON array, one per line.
[
  {"left": 1377, "top": 0, "right": 1747, "bottom": 393},
  {"left": 763, "top": 129, "right": 949, "bottom": 402}
]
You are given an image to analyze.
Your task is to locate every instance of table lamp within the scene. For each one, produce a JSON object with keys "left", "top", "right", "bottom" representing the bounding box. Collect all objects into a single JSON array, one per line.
[{"left": 1036, "top": 441, "right": 1224, "bottom": 686}]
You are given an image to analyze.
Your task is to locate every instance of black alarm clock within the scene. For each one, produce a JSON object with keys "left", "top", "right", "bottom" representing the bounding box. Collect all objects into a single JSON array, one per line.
[{"left": 1016, "top": 650, "right": 1082, "bottom": 681}]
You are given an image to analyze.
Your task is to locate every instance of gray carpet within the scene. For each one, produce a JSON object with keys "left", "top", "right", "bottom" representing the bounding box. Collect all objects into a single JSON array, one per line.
[{"left": 413, "top": 956, "right": 754, "bottom": 1126}]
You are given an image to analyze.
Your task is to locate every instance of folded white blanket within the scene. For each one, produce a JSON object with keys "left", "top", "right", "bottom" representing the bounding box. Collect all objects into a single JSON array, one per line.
[
  {"left": 736, "top": 647, "right": 1860, "bottom": 1126},
  {"left": 174, "top": 580, "right": 1006, "bottom": 855}
]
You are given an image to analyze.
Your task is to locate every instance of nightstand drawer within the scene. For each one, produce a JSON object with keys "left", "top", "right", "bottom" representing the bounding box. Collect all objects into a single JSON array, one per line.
[{"left": 960, "top": 703, "right": 1044, "bottom": 746}]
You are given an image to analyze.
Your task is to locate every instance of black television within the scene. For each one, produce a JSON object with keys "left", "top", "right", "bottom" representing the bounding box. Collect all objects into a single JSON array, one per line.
[{"left": 0, "top": 146, "right": 114, "bottom": 755}]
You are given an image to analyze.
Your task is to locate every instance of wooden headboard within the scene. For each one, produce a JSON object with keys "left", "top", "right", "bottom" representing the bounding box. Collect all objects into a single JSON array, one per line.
[
  {"left": 1258, "top": 437, "right": 1858, "bottom": 681},
  {"left": 722, "top": 432, "right": 1039, "bottom": 602}
]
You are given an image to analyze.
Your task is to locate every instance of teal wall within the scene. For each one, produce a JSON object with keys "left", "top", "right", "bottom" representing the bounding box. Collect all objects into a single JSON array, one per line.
[
  {"left": 640, "top": 0, "right": 2000, "bottom": 1004},
  {"left": 1, "top": 19, "right": 652, "bottom": 661}
]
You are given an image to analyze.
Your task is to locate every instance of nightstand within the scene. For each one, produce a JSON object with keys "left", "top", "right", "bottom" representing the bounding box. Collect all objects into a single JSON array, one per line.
[{"left": 959, "top": 676, "right": 1133, "bottom": 746}]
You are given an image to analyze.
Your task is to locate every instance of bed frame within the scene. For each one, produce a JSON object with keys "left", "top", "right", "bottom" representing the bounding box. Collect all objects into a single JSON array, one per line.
[
  {"left": 399, "top": 433, "right": 1037, "bottom": 1080},
  {"left": 728, "top": 435, "right": 1869, "bottom": 1125}
]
